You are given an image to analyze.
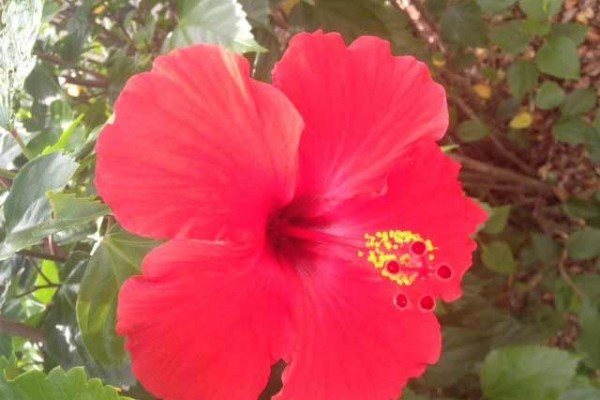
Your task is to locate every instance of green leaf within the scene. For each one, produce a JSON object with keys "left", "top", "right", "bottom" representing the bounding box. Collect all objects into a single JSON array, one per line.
[
  {"left": 531, "top": 233, "right": 560, "bottom": 265},
  {"left": 559, "top": 378, "right": 600, "bottom": 400},
  {"left": 567, "top": 228, "right": 600, "bottom": 260},
  {"left": 522, "top": 18, "right": 552, "bottom": 36},
  {"left": 3, "top": 153, "right": 78, "bottom": 234},
  {"left": 482, "top": 241, "right": 517, "bottom": 274},
  {"left": 239, "top": 0, "right": 269, "bottom": 27},
  {"left": 563, "top": 198, "right": 600, "bottom": 220},
  {"left": 560, "top": 88, "right": 597, "bottom": 118},
  {"left": 424, "top": 327, "right": 488, "bottom": 388},
  {"left": 575, "top": 300, "right": 600, "bottom": 369},
  {"left": 483, "top": 206, "right": 511, "bottom": 234},
  {"left": 476, "top": 0, "right": 517, "bottom": 14},
  {"left": 490, "top": 21, "right": 531, "bottom": 55},
  {"left": 42, "top": 114, "right": 85, "bottom": 155},
  {"left": 164, "top": 0, "right": 263, "bottom": 53},
  {"left": 1, "top": 367, "right": 130, "bottom": 399},
  {"left": 481, "top": 346, "right": 579, "bottom": 400},
  {"left": 440, "top": 2, "right": 487, "bottom": 48},
  {"left": 507, "top": 61, "right": 539, "bottom": 98},
  {"left": 77, "top": 229, "right": 159, "bottom": 366},
  {"left": 536, "top": 36, "right": 580, "bottom": 80},
  {"left": 553, "top": 118, "right": 597, "bottom": 145},
  {"left": 549, "top": 23, "right": 589, "bottom": 46},
  {"left": 289, "top": 0, "right": 422, "bottom": 56},
  {"left": 535, "top": 81, "right": 565, "bottom": 110},
  {"left": 457, "top": 119, "right": 490, "bottom": 142},
  {"left": 0, "top": 191, "right": 109, "bottom": 260},
  {"left": 24, "top": 63, "right": 60, "bottom": 101},
  {"left": 519, "top": 0, "right": 563, "bottom": 20},
  {"left": 33, "top": 260, "right": 59, "bottom": 304}
]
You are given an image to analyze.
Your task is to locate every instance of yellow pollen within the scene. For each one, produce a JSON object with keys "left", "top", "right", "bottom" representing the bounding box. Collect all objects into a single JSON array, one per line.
[{"left": 361, "top": 229, "right": 436, "bottom": 287}]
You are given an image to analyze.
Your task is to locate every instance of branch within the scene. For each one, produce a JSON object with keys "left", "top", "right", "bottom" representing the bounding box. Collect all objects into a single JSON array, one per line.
[
  {"left": 18, "top": 249, "right": 67, "bottom": 262},
  {"left": 63, "top": 75, "right": 109, "bottom": 89},
  {"left": 36, "top": 51, "right": 108, "bottom": 81},
  {"left": 0, "top": 316, "right": 44, "bottom": 342},
  {"left": 454, "top": 154, "right": 554, "bottom": 194}
]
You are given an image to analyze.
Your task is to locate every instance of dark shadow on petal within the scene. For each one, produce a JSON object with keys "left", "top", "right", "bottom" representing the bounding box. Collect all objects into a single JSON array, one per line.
[{"left": 258, "top": 360, "right": 286, "bottom": 400}]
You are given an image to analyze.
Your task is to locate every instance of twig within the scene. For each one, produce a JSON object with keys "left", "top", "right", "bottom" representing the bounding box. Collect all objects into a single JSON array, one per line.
[
  {"left": 35, "top": 51, "right": 107, "bottom": 81},
  {"left": 0, "top": 316, "right": 44, "bottom": 342},
  {"left": 63, "top": 75, "right": 109, "bottom": 89},
  {"left": 558, "top": 251, "right": 586, "bottom": 300},
  {"left": 18, "top": 249, "right": 67, "bottom": 262},
  {"left": 447, "top": 92, "right": 537, "bottom": 176},
  {"left": 0, "top": 167, "right": 16, "bottom": 180},
  {"left": 454, "top": 154, "right": 553, "bottom": 193},
  {"left": 14, "top": 284, "right": 61, "bottom": 299},
  {"left": 0, "top": 126, "right": 33, "bottom": 160}
]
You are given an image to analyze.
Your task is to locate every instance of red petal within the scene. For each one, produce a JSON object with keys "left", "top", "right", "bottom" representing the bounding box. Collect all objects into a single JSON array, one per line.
[
  {"left": 273, "top": 32, "right": 448, "bottom": 202},
  {"left": 117, "top": 240, "right": 297, "bottom": 400},
  {"left": 96, "top": 45, "right": 303, "bottom": 240},
  {"left": 330, "top": 140, "right": 487, "bottom": 303},
  {"left": 277, "top": 252, "right": 441, "bottom": 400}
]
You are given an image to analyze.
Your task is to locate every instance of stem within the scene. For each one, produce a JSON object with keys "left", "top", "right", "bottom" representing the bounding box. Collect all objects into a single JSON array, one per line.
[
  {"left": 14, "top": 284, "right": 61, "bottom": 299},
  {"left": 0, "top": 316, "right": 44, "bottom": 342},
  {"left": 447, "top": 93, "right": 537, "bottom": 176},
  {"left": 18, "top": 249, "right": 67, "bottom": 262},
  {"left": 558, "top": 251, "right": 586, "bottom": 300},
  {"left": 454, "top": 154, "right": 554, "bottom": 194},
  {"left": 35, "top": 51, "right": 107, "bottom": 81},
  {"left": 0, "top": 167, "right": 16, "bottom": 180},
  {"left": 0, "top": 126, "right": 33, "bottom": 160},
  {"left": 63, "top": 76, "right": 109, "bottom": 89}
]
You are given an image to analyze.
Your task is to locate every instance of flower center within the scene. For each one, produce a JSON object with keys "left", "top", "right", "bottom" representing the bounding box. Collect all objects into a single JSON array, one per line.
[{"left": 359, "top": 230, "right": 451, "bottom": 287}]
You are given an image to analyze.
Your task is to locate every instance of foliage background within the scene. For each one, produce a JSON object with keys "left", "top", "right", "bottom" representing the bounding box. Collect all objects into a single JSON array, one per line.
[{"left": 0, "top": 0, "right": 599, "bottom": 399}]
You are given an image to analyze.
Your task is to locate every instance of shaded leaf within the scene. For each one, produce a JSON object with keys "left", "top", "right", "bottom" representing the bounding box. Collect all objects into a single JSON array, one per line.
[
  {"left": 440, "top": 2, "right": 487, "bottom": 48},
  {"left": 483, "top": 206, "right": 511, "bottom": 234},
  {"left": 575, "top": 300, "right": 600, "bottom": 369},
  {"left": 490, "top": 21, "right": 531, "bottom": 55},
  {"left": 507, "top": 61, "right": 539, "bottom": 98},
  {"left": 549, "top": 23, "right": 589, "bottom": 46},
  {"left": 536, "top": 37, "right": 580, "bottom": 80},
  {"left": 561, "top": 88, "right": 597, "bottom": 118},
  {"left": 535, "top": 81, "right": 565, "bottom": 110},
  {"left": 3, "top": 153, "right": 78, "bottom": 234},
  {"left": 457, "top": 119, "right": 490, "bottom": 142},
  {"left": 481, "top": 346, "right": 579, "bottom": 400},
  {"left": 519, "top": 0, "right": 563, "bottom": 20},
  {"left": 165, "top": 0, "right": 263, "bottom": 53},
  {"left": 477, "top": 0, "right": 517, "bottom": 14},
  {"left": 1, "top": 367, "right": 130, "bottom": 399},
  {"left": 76, "top": 229, "right": 159, "bottom": 366},
  {"left": 0, "top": 191, "right": 109, "bottom": 260},
  {"left": 567, "top": 228, "right": 600, "bottom": 260},
  {"left": 482, "top": 241, "right": 517, "bottom": 274},
  {"left": 553, "top": 119, "right": 597, "bottom": 145}
]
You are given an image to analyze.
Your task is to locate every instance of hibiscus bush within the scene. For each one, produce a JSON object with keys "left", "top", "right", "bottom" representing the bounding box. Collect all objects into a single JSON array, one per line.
[{"left": 0, "top": 0, "right": 599, "bottom": 399}]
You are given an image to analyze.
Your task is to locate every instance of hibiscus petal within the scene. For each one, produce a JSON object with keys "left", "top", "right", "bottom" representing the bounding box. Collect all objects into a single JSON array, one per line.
[
  {"left": 96, "top": 45, "right": 303, "bottom": 240},
  {"left": 330, "top": 140, "right": 487, "bottom": 304},
  {"left": 272, "top": 31, "right": 448, "bottom": 202},
  {"left": 117, "top": 240, "right": 297, "bottom": 400},
  {"left": 277, "top": 251, "right": 441, "bottom": 400}
]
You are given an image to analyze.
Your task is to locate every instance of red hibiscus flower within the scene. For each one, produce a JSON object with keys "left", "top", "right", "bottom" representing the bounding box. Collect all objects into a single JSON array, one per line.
[{"left": 95, "top": 31, "right": 486, "bottom": 400}]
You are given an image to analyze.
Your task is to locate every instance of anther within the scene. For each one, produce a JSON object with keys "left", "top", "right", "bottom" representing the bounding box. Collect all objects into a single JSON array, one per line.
[
  {"left": 419, "top": 295, "right": 435, "bottom": 312},
  {"left": 436, "top": 264, "right": 452, "bottom": 280},
  {"left": 394, "top": 293, "right": 409, "bottom": 310}
]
